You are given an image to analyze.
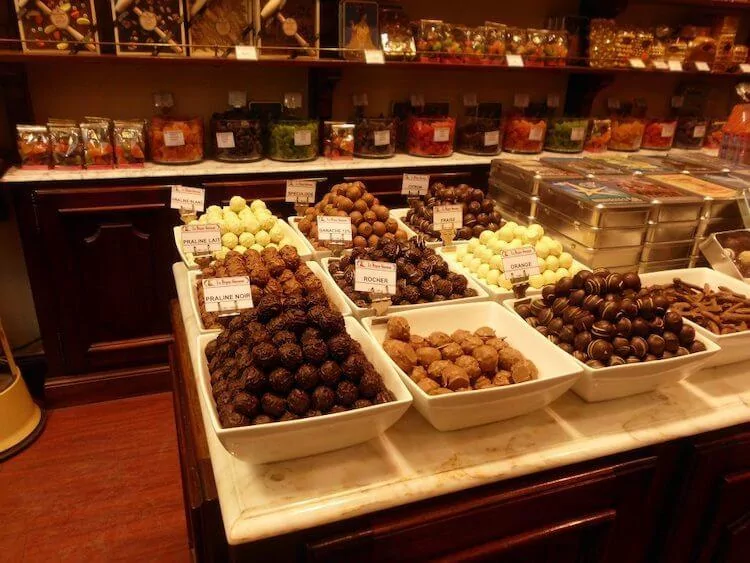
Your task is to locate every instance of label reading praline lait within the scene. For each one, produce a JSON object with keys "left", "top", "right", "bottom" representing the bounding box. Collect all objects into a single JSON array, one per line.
[
  {"left": 170, "top": 186, "right": 205, "bottom": 212},
  {"left": 317, "top": 216, "right": 353, "bottom": 241},
  {"left": 502, "top": 246, "right": 541, "bottom": 280},
  {"left": 202, "top": 276, "right": 253, "bottom": 313},
  {"left": 373, "top": 130, "right": 390, "bottom": 146},
  {"left": 433, "top": 126, "right": 450, "bottom": 142},
  {"left": 181, "top": 225, "right": 221, "bottom": 254},
  {"left": 484, "top": 130, "right": 500, "bottom": 146},
  {"left": 402, "top": 173, "right": 429, "bottom": 196},
  {"left": 294, "top": 129, "right": 312, "bottom": 146},
  {"left": 164, "top": 130, "right": 185, "bottom": 147},
  {"left": 216, "top": 132, "right": 235, "bottom": 149},
  {"left": 354, "top": 260, "right": 397, "bottom": 294},
  {"left": 433, "top": 204, "right": 463, "bottom": 230},
  {"left": 285, "top": 180, "right": 316, "bottom": 204}
]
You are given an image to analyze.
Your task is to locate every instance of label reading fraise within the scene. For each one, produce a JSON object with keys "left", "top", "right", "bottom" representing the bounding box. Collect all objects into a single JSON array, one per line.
[
  {"left": 317, "top": 216, "right": 353, "bottom": 241},
  {"left": 354, "top": 260, "right": 397, "bottom": 294},
  {"left": 528, "top": 123, "right": 545, "bottom": 141},
  {"left": 164, "top": 130, "right": 185, "bottom": 147},
  {"left": 501, "top": 246, "right": 541, "bottom": 280},
  {"left": 181, "top": 225, "right": 222, "bottom": 254},
  {"left": 170, "top": 186, "right": 205, "bottom": 212},
  {"left": 202, "top": 276, "right": 253, "bottom": 313},
  {"left": 432, "top": 204, "right": 463, "bottom": 231},
  {"left": 661, "top": 122, "right": 676, "bottom": 137}
]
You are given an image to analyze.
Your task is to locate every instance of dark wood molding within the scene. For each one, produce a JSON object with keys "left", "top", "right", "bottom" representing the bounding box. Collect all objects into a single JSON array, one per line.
[{"left": 87, "top": 334, "right": 173, "bottom": 354}]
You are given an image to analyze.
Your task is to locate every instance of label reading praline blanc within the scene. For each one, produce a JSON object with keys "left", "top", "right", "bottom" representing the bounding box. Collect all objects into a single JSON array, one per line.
[
  {"left": 202, "top": 276, "right": 253, "bottom": 312},
  {"left": 317, "top": 216, "right": 353, "bottom": 241},
  {"left": 170, "top": 186, "right": 205, "bottom": 211},
  {"left": 354, "top": 260, "right": 397, "bottom": 294},
  {"left": 373, "top": 130, "right": 390, "bottom": 146}
]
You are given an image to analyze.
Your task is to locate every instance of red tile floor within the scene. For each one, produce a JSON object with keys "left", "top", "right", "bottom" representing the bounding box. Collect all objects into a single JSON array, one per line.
[{"left": 0, "top": 393, "right": 190, "bottom": 562}]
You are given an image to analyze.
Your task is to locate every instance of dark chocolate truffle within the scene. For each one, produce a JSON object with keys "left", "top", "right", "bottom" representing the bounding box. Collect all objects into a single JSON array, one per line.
[
  {"left": 327, "top": 334, "right": 353, "bottom": 361},
  {"left": 587, "top": 339, "right": 613, "bottom": 362},
  {"left": 287, "top": 388, "right": 311, "bottom": 415},
  {"left": 311, "top": 386, "right": 336, "bottom": 412},
  {"left": 242, "top": 366, "right": 268, "bottom": 393},
  {"left": 647, "top": 334, "right": 666, "bottom": 356},
  {"left": 303, "top": 339, "right": 329, "bottom": 365},
  {"left": 319, "top": 360, "right": 342, "bottom": 386},
  {"left": 341, "top": 354, "right": 366, "bottom": 382},
  {"left": 664, "top": 311, "right": 683, "bottom": 334},
  {"left": 233, "top": 392, "right": 259, "bottom": 418},
  {"left": 295, "top": 364, "right": 320, "bottom": 390},
  {"left": 252, "top": 342, "right": 280, "bottom": 369},
  {"left": 336, "top": 380, "right": 360, "bottom": 406},
  {"left": 689, "top": 341, "right": 706, "bottom": 353},
  {"left": 678, "top": 325, "right": 696, "bottom": 346},
  {"left": 574, "top": 331, "right": 593, "bottom": 352},
  {"left": 278, "top": 343, "right": 304, "bottom": 370},
  {"left": 630, "top": 336, "right": 648, "bottom": 358},
  {"left": 268, "top": 367, "right": 294, "bottom": 394},
  {"left": 591, "top": 320, "right": 616, "bottom": 340},
  {"left": 261, "top": 393, "right": 287, "bottom": 418}
]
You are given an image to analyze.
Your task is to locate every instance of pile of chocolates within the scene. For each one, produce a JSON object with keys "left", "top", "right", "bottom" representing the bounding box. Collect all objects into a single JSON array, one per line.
[
  {"left": 296, "top": 181, "right": 408, "bottom": 251},
  {"left": 205, "top": 295, "right": 396, "bottom": 428},
  {"left": 646, "top": 279, "right": 750, "bottom": 335},
  {"left": 514, "top": 270, "right": 706, "bottom": 369},
  {"left": 404, "top": 183, "right": 501, "bottom": 241},
  {"left": 326, "top": 238, "right": 477, "bottom": 308},
  {"left": 196, "top": 246, "right": 331, "bottom": 330},
  {"left": 382, "top": 317, "right": 538, "bottom": 395}
]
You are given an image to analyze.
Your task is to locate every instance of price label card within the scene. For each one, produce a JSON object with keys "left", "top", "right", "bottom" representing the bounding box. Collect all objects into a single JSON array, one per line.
[
  {"left": 373, "top": 130, "right": 390, "bottom": 146},
  {"left": 506, "top": 54, "right": 524, "bottom": 67},
  {"left": 433, "top": 204, "right": 463, "bottom": 231},
  {"left": 402, "top": 173, "right": 429, "bottom": 196},
  {"left": 164, "top": 130, "right": 185, "bottom": 147},
  {"left": 570, "top": 127, "right": 585, "bottom": 141},
  {"left": 528, "top": 123, "right": 545, "bottom": 141},
  {"left": 668, "top": 60, "right": 683, "bottom": 72},
  {"left": 294, "top": 129, "right": 312, "bottom": 146},
  {"left": 653, "top": 60, "right": 669, "bottom": 70},
  {"left": 501, "top": 246, "right": 541, "bottom": 280},
  {"left": 410, "top": 93, "right": 425, "bottom": 107},
  {"left": 235, "top": 45, "right": 258, "bottom": 60},
  {"left": 693, "top": 125, "right": 707, "bottom": 138},
  {"left": 202, "top": 276, "right": 253, "bottom": 313},
  {"left": 354, "top": 260, "right": 397, "bottom": 294},
  {"left": 286, "top": 179, "right": 316, "bottom": 204},
  {"left": 629, "top": 58, "right": 646, "bottom": 69},
  {"left": 547, "top": 94, "right": 560, "bottom": 108},
  {"left": 662, "top": 122, "right": 676, "bottom": 137},
  {"left": 433, "top": 126, "right": 451, "bottom": 142},
  {"left": 181, "top": 224, "right": 221, "bottom": 254},
  {"left": 216, "top": 132, "right": 235, "bottom": 149},
  {"left": 170, "top": 186, "right": 205, "bottom": 212},
  {"left": 317, "top": 216, "right": 353, "bottom": 241},
  {"left": 484, "top": 130, "right": 500, "bottom": 146},
  {"left": 695, "top": 61, "right": 710, "bottom": 72},
  {"left": 741, "top": 63, "right": 750, "bottom": 73},
  {"left": 463, "top": 92, "right": 478, "bottom": 107},
  {"left": 514, "top": 93, "right": 530, "bottom": 108},
  {"left": 228, "top": 90, "right": 247, "bottom": 107},
  {"left": 364, "top": 49, "right": 385, "bottom": 64}
]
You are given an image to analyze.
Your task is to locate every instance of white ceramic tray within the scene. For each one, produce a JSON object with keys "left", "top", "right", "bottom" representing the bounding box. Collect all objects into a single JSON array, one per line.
[
  {"left": 320, "top": 257, "right": 490, "bottom": 320},
  {"left": 174, "top": 219, "right": 312, "bottom": 269},
  {"left": 390, "top": 208, "right": 469, "bottom": 249},
  {"left": 437, "top": 247, "right": 589, "bottom": 303},
  {"left": 197, "top": 317, "right": 412, "bottom": 462},
  {"left": 503, "top": 298, "right": 720, "bottom": 402},
  {"left": 640, "top": 267, "right": 750, "bottom": 368},
  {"left": 362, "top": 302, "right": 582, "bottom": 431},
  {"left": 188, "top": 261, "right": 351, "bottom": 333}
]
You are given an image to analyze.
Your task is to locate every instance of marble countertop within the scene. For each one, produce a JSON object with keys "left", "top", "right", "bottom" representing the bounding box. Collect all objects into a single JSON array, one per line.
[{"left": 173, "top": 262, "right": 750, "bottom": 546}]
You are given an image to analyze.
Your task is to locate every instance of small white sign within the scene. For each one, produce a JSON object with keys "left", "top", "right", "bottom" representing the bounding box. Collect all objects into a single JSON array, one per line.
[
  {"left": 170, "top": 186, "right": 205, "bottom": 212},
  {"left": 294, "top": 129, "right": 312, "bottom": 146},
  {"left": 506, "top": 54, "right": 524, "bottom": 67},
  {"left": 570, "top": 127, "right": 585, "bottom": 141},
  {"left": 410, "top": 93, "right": 425, "bottom": 107},
  {"left": 373, "top": 130, "right": 390, "bottom": 146},
  {"left": 741, "top": 63, "right": 750, "bottom": 73},
  {"left": 354, "top": 260, "right": 397, "bottom": 294},
  {"left": 181, "top": 224, "right": 221, "bottom": 254},
  {"left": 668, "top": 60, "right": 683, "bottom": 72},
  {"left": 661, "top": 122, "right": 676, "bottom": 138},
  {"left": 653, "top": 60, "right": 669, "bottom": 70},
  {"left": 695, "top": 61, "right": 710, "bottom": 72},
  {"left": 501, "top": 246, "right": 541, "bottom": 280},
  {"left": 164, "top": 130, "right": 185, "bottom": 147},
  {"left": 484, "top": 130, "right": 500, "bottom": 146},
  {"left": 235, "top": 45, "right": 258, "bottom": 60},
  {"left": 463, "top": 92, "right": 478, "bottom": 107},
  {"left": 514, "top": 93, "right": 530, "bottom": 108},
  {"left": 401, "top": 173, "right": 430, "bottom": 196},
  {"left": 202, "top": 276, "right": 253, "bottom": 313},
  {"left": 285, "top": 179, "right": 316, "bottom": 204},
  {"left": 317, "top": 216, "right": 353, "bottom": 241},
  {"left": 364, "top": 49, "right": 385, "bottom": 64},
  {"left": 216, "top": 132, "right": 235, "bottom": 149},
  {"left": 693, "top": 125, "right": 707, "bottom": 138},
  {"left": 433, "top": 126, "right": 450, "bottom": 142},
  {"left": 547, "top": 94, "right": 560, "bottom": 108},
  {"left": 528, "top": 123, "right": 545, "bottom": 141},
  {"left": 228, "top": 90, "right": 247, "bottom": 107},
  {"left": 433, "top": 204, "right": 463, "bottom": 231},
  {"left": 629, "top": 58, "right": 646, "bottom": 69}
]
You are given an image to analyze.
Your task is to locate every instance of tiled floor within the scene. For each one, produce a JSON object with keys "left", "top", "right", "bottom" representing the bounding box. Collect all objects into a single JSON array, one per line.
[{"left": 0, "top": 393, "right": 190, "bottom": 562}]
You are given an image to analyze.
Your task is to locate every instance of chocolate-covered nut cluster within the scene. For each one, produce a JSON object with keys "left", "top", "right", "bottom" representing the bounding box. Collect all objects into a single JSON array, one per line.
[
  {"left": 196, "top": 245, "right": 331, "bottom": 330},
  {"left": 326, "top": 238, "right": 477, "bottom": 308},
  {"left": 404, "top": 183, "right": 501, "bottom": 241},
  {"left": 382, "top": 317, "right": 538, "bottom": 395},
  {"left": 205, "top": 296, "right": 396, "bottom": 429},
  {"left": 296, "top": 181, "right": 407, "bottom": 251},
  {"left": 514, "top": 269, "right": 706, "bottom": 369}
]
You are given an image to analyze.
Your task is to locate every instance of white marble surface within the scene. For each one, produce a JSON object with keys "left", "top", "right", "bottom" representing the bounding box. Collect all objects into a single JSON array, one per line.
[{"left": 173, "top": 262, "right": 750, "bottom": 546}]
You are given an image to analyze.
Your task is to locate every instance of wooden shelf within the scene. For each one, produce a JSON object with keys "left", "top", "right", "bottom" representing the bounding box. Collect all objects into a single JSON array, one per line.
[{"left": 629, "top": 0, "right": 750, "bottom": 10}]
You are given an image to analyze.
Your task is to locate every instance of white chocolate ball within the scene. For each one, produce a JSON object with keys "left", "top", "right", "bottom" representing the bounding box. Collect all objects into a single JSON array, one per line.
[
  {"left": 269, "top": 224, "right": 284, "bottom": 243},
  {"left": 469, "top": 257, "right": 482, "bottom": 273},
  {"left": 529, "top": 274, "right": 545, "bottom": 289},
  {"left": 542, "top": 269, "right": 556, "bottom": 286},
  {"left": 549, "top": 239, "right": 563, "bottom": 257},
  {"left": 535, "top": 240, "right": 550, "bottom": 259},
  {"left": 221, "top": 232, "right": 238, "bottom": 249},
  {"left": 255, "top": 230, "right": 271, "bottom": 246},
  {"left": 477, "top": 263, "right": 491, "bottom": 278},
  {"left": 467, "top": 237, "right": 481, "bottom": 251},
  {"left": 558, "top": 251, "right": 573, "bottom": 269},
  {"left": 479, "top": 230, "right": 494, "bottom": 244},
  {"left": 238, "top": 232, "right": 255, "bottom": 248},
  {"left": 229, "top": 196, "right": 247, "bottom": 213},
  {"left": 233, "top": 245, "right": 247, "bottom": 255},
  {"left": 489, "top": 255, "right": 504, "bottom": 271},
  {"left": 545, "top": 255, "right": 560, "bottom": 272},
  {"left": 486, "top": 269, "right": 500, "bottom": 286},
  {"left": 556, "top": 267, "right": 570, "bottom": 281},
  {"left": 498, "top": 226, "right": 515, "bottom": 243},
  {"left": 250, "top": 199, "right": 267, "bottom": 213}
]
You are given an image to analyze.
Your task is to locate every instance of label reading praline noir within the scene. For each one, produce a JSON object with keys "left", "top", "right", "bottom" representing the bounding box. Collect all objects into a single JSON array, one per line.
[
  {"left": 433, "top": 204, "right": 463, "bottom": 230},
  {"left": 181, "top": 224, "right": 221, "bottom": 254},
  {"left": 170, "top": 186, "right": 205, "bottom": 211},
  {"left": 202, "top": 276, "right": 253, "bottom": 312},
  {"left": 502, "top": 246, "right": 541, "bottom": 280},
  {"left": 317, "top": 216, "right": 353, "bottom": 241},
  {"left": 354, "top": 260, "right": 397, "bottom": 294},
  {"left": 484, "top": 130, "right": 500, "bottom": 146},
  {"left": 216, "top": 132, "right": 235, "bottom": 149}
]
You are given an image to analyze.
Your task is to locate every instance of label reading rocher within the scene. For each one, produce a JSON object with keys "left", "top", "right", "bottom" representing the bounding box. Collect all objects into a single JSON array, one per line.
[
  {"left": 285, "top": 179, "right": 316, "bottom": 204},
  {"left": 170, "top": 186, "right": 205, "bottom": 212},
  {"left": 202, "top": 276, "right": 253, "bottom": 312},
  {"left": 433, "top": 204, "right": 463, "bottom": 231},
  {"left": 181, "top": 224, "right": 221, "bottom": 254},
  {"left": 354, "top": 260, "right": 397, "bottom": 294},
  {"left": 502, "top": 246, "right": 541, "bottom": 280},
  {"left": 317, "top": 216, "right": 353, "bottom": 241}
]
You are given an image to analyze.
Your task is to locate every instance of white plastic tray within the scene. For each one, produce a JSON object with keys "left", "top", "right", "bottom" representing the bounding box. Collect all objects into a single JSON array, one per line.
[
  {"left": 189, "top": 261, "right": 351, "bottom": 333},
  {"left": 196, "top": 317, "right": 412, "bottom": 462},
  {"left": 503, "top": 298, "right": 719, "bottom": 402},
  {"left": 362, "top": 302, "right": 582, "bottom": 431},
  {"left": 320, "top": 257, "right": 490, "bottom": 320},
  {"left": 174, "top": 219, "right": 312, "bottom": 269},
  {"left": 640, "top": 268, "right": 750, "bottom": 368}
]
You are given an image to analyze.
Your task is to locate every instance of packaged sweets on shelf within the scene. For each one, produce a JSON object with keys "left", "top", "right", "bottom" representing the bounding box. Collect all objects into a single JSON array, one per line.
[
  {"left": 463, "top": 26, "right": 489, "bottom": 63},
  {"left": 16, "top": 125, "right": 50, "bottom": 169},
  {"left": 641, "top": 119, "right": 677, "bottom": 150},
  {"left": 545, "top": 29, "right": 568, "bottom": 66},
  {"left": 457, "top": 102, "right": 503, "bottom": 156},
  {"left": 503, "top": 116, "right": 546, "bottom": 154},
  {"left": 257, "top": 0, "right": 319, "bottom": 59},
  {"left": 485, "top": 22, "right": 506, "bottom": 63},
  {"left": 16, "top": 0, "right": 99, "bottom": 54},
  {"left": 48, "top": 122, "right": 83, "bottom": 169},
  {"left": 323, "top": 122, "right": 355, "bottom": 160},
  {"left": 81, "top": 121, "right": 114, "bottom": 169},
  {"left": 416, "top": 19, "right": 445, "bottom": 62},
  {"left": 112, "top": 0, "right": 186, "bottom": 56},
  {"left": 149, "top": 116, "right": 204, "bottom": 164},
  {"left": 211, "top": 107, "right": 263, "bottom": 163},
  {"left": 407, "top": 116, "right": 456, "bottom": 157},
  {"left": 113, "top": 120, "right": 146, "bottom": 168},
  {"left": 354, "top": 117, "right": 397, "bottom": 158},
  {"left": 674, "top": 117, "right": 708, "bottom": 149},
  {"left": 442, "top": 23, "right": 467, "bottom": 63},
  {"left": 268, "top": 120, "right": 319, "bottom": 161},
  {"left": 609, "top": 117, "right": 646, "bottom": 152},
  {"left": 544, "top": 117, "right": 588, "bottom": 153},
  {"left": 584, "top": 119, "right": 611, "bottom": 152},
  {"left": 380, "top": 6, "right": 415, "bottom": 60},
  {"left": 187, "top": 0, "right": 253, "bottom": 58}
]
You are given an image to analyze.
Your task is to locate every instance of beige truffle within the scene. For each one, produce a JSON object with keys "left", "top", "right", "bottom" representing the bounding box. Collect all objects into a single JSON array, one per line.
[
  {"left": 416, "top": 347, "right": 442, "bottom": 368},
  {"left": 474, "top": 326, "right": 497, "bottom": 339},
  {"left": 497, "top": 347, "right": 525, "bottom": 370},
  {"left": 454, "top": 355, "right": 482, "bottom": 380},
  {"left": 410, "top": 365, "right": 428, "bottom": 383},
  {"left": 386, "top": 316, "right": 411, "bottom": 342},
  {"left": 472, "top": 344, "right": 499, "bottom": 374},
  {"left": 429, "top": 387, "right": 453, "bottom": 396},
  {"left": 460, "top": 335, "right": 484, "bottom": 355},
  {"left": 409, "top": 334, "right": 427, "bottom": 348},
  {"left": 383, "top": 338, "right": 417, "bottom": 373},
  {"left": 485, "top": 337, "right": 508, "bottom": 352},
  {"left": 417, "top": 378, "right": 440, "bottom": 394},
  {"left": 450, "top": 329, "right": 472, "bottom": 343},
  {"left": 474, "top": 376, "right": 493, "bottom": 390},
  {"left": 440, "top": 342, "right": 464, "bottom": 361},
  {"left": 428, "top": 331, "right": 452, "bottom": 348},
  {"left": 442, "top": 365, "right": 470, "bottom": 390},
  {"left": 492, "top": 371, "right": 512, "bottom": 386},
  {"left": 511, "top": 360, "right": 537, "bottom": 383},
  {"left": 427, "top": 359, "right": 453, "bottom": 380}
]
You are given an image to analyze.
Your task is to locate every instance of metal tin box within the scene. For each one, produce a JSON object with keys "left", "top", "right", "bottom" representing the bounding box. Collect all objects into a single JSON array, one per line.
[
  {"left": 489, "top": 159, "right": 581, "bottom": 195},
  {"left": 699, "top": 229, "right": 750, "bottom": 281},
  {"left": 664, "top": 152, "right": 733, "bottom": 172},
  {"left": 489, "top": 180, "right": 538, "bottom": 218},
  {"left": 638, "top": 257, "right": 691, "bottom": 273},
  {"left": 535, "top": 202, "right": 647, "bottom": 248},
  {"left": 601, "top": 175, "right": 704, "bottom": 223},
  {"left": 540, "top": 157, "right": 624, "bottom": 176},
  {"left": 646, "top": 174, "right": 740, "bottom": 219},
  {"left": 640, "top": 239, "right": 694, "bottom": 262},
  {"left": 537, "top": 178, "right": 652, "bottom": 228},
  {"left": 645, "top": 220, "right": 699, "bottom": 243},
  {"left": 539, "top": 225, "right": 642, "bottom": 270},
  {"left": 631, "top": 155, "right": 714, "bottom": 174},
  {"left": 583, "top": 155, "right": 673, "bottom": 174}
]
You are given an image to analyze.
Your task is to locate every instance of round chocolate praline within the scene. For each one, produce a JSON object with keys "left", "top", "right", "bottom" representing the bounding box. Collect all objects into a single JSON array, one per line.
[
  {"left": 649, "top": 317, "right": 665, "bottom": 335},
  {"left": 526, "top": 317, "right": 539, "bottom": 328},
  {"left": 261, "top": 393, "right": 287, "bottom": 418},
  {"left": 515, "top": 303, "right": 533, "bottom": 318},
  {"left": 530, "top": 299, "right": 546, "bottom": 316},
  {"left": 547, "top": 334, "right": 561, "bottom": 345},
  {"left": 631, "top": 317, "right": 650, "bottom": 338},
  {"left": 612, "top": 336, "right": 632, "bottom": 358},
  {"left": 637, "top": 297, "right": 655, "bottom": 320},
  {"left": 311, "top": 386, "right": 336, "bottom": 412},
  {"left": 690, "top": 341, "right": 707, "bottom": 353},
  {"left": 676, "top": 346, "right": 690, "bottom": 357},
  {"left": 663, "top": 331, "right": 679, "bottom": 353},
  {"left": 548, "top": 317, "right": 565, "bottom": 336},
  {"left": 562, "top": 305, "right": 582, "bottom": 324},
  {"left": 591, "top": 320, "right": 616, "bottom": 340},
  {"left": 583, "top": 294, "right": 603, "bottom": 313},
  {"left": 679, "top": 325, "right": 696, "bottom": 346},
  {"left": 586, "top": 359, "right": 606, "bottom": 369},
  {"left": 630, "top": 336, "right": 648, "bottom": 358},
  {"left": 647, "top": 334, "right": 666, "bottom": 356},
  {"left": 552, "top": 297, "right": 570, "bottom": 316},
  {"left": 555, "top": 277, "right": 574, "bottom": 297},
  {"left": 559, "top": 325, "right": 576, "bottom": 343},
  {"left": 626, "top": 356, "right": 642, "bottom": 364},
  {"left": 536, "top": 326, "right": 549, "bottom": 337},
  {"left": 616, "top": 317, "right": 632, "bottom": 337},
  {"left": 605, "top": 273, "right": 624, "bottom": 292},
  {"left": 536, "top": 307, "right": 554, "bottom": 326},
  {"left": 287, "top": 389, "right": 311, "bottom": 415},
  {"left": 598, "top": 300, "right": 620, "bottom": 322},
  {"left": 574, "top": 331, "right": 593, "bottom": 352},
  {"left": 620, "top": 298, "right": 638, "bottom": 319},
  {"left": 572, "top": 269, "right": 592, "bottom": 289},
  {"left": 569, "top": 289, "right": 586, "bottom": 307},
  {"left": 558, "top": 342, "right": 575, "bottom": 354},
  {"left": 664, "top": 311, "right": 683, "bottom": 334},
  {"left": 574, "top": 312, "right": 595, "bottom": 332},
  {"left": 622, "top": 272, "right": 641, "bottom": 292},
  {"left": 573, "top": 350, "right": 588, "bottom": 362},
  {"left": 653, "top": 294, "right": 669, "bottom": 315},
  {"left": 608, "top": 356, "right": 626, "bottom": 367},
  {"left": 644, "top": 354, "right": 658, "bottom": 362},
  {"left": 541, "top": 285, "right": 557, "bottom": 305},
  {"left": 587, "top": 339, "right": 613, "bottom": 362},
  {"left": 336, "top": 380, "right": 360, "bottom": 406},
  {"left": 583, "top": 276, "right": 603, "bottom": 296}
]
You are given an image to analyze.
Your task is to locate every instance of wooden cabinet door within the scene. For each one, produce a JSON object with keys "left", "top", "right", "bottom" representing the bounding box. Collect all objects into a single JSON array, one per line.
[{"left": 32, "top": 184, "right": 179, "bottom": 376}]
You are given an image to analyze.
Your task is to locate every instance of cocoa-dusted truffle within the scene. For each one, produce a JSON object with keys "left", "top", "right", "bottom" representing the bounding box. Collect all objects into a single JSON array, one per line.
[
  {"left": 233, "top": 392, "right": 259, "bottom": 418},
  {"left": 386, "top": 316, "right": 411, "bottom": 342},
  {"left": 222, "top": 411, "right": 251, "bottom": 428},
  {"left": 326, "top": 333, "right": 353, "bottom": 361},
  {"left": 341, "top": 353, "right": 366, "bottom": 382},
  {"left": 255, "top": 294, "right": 282, "bottom": 322},
  {"left": 252, "top": 414, "right": 274, "bottom": 425},
  {"left": 319, "top": 360, "right": 342, "bottom": 386},
  {"left": 359, "top": 370, "right": 383, "bottom": 398},
  {"left": 301, "top": 339, "right": 328, "bottom": 365},
  {"left": 278, "top": 343, "right": 303, "bottom": 370},
  {"left": 205, "top": 339, "right": 218, "bottom": 360},
  {"left": 279, "top": 412, "right": 300, "bottom": 422},
  {"left": 268, "top": 367, "right": 294, "bottom": 394},
  {"left": 374, "top": 390, "right": 396, "bottom": 404},
  {"left": 416, "top": 347, "right": 442, "bottom": 368},
  {"left": 353, "top": 399, "right": 373, "bottom": 409},
  {"left": 252, "top": 342, "right": 280, "bottom": 369},
  {"left": 261, "top": 393, "right": 287, "bottom": 418},
  {"left": 441, "top": 342, "right": 464, "bottom": 361},
  {"left": 287, "top": 388, "right": 311, "bottom": 415},
  {"left": 272, "top": 330, "right": 297, "bottom": 347},
  {"left": 294, "top": 364, "right": 320, "bottom": 390},
  {"left": 336, "top": 380, "right": 360, "bottom": 406},
  {"left": 312, "top": 386, "right": 336, "bottom": 412},
  {"left": 242, "top": 366, "right": 267, "bottom": 393},
  {"left": 329, "top": 405, "right": 348, "bottom": 414},
  {"left": 382, "top": 339, "right": 417, "bottom": 373}
]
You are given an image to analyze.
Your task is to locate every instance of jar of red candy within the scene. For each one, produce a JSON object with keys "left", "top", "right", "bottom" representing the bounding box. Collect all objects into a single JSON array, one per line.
[
  {"left": 641, "top": 118, "right": 677, "bottom": 150},
  {"left": 503, "top": 115, "right": 547, "bottom": 154},
  {"left": 407, "top": 116, "right": 456, "bottom": 157}
]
